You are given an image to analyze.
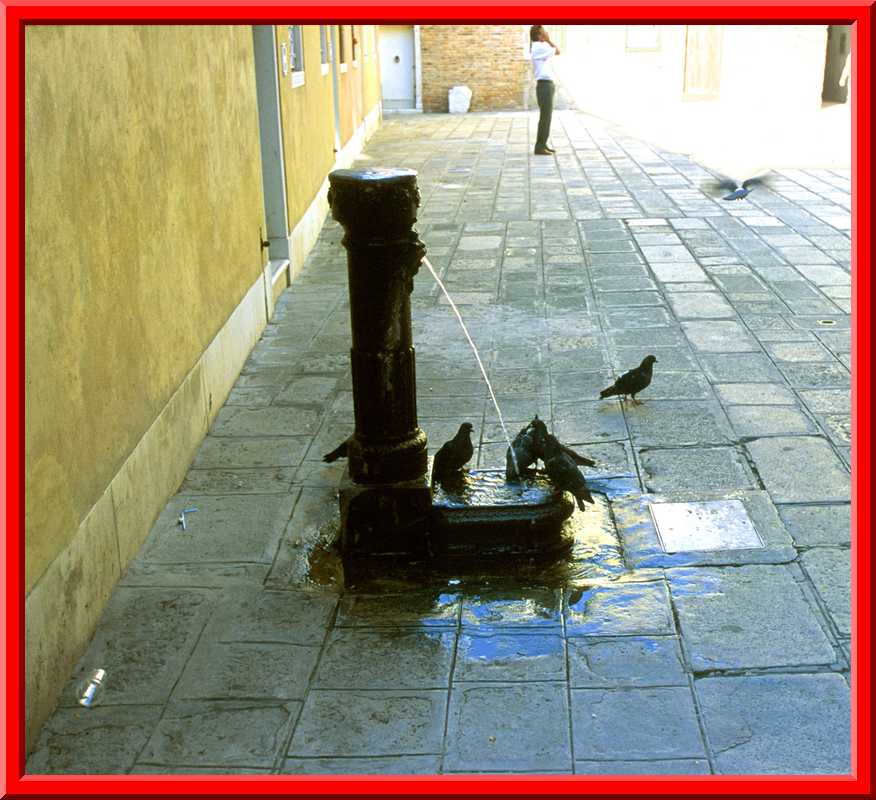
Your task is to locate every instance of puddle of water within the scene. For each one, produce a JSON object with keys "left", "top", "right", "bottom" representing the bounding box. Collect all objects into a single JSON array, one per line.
[{"left": 307, "top": 489, "right": 627, "bottom": 593}]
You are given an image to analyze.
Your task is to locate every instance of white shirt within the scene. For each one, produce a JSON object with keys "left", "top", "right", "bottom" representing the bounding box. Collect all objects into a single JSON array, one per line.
[{"left": 531, "top": 41, "right": 556, "bottom": 81}]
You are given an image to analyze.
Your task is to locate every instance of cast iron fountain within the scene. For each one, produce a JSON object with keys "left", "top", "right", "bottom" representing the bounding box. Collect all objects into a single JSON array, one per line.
[{"left": 327, "top": 167, "right": 574, "bottom": 580}]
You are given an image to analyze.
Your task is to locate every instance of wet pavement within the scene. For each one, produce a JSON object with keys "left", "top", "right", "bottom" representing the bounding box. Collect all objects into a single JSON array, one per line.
[{"left": 28, "top": 110, "right": 852, "bottom": 776}]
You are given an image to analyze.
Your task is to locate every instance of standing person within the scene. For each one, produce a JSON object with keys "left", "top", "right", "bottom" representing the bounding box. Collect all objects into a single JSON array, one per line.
[{"left": 530, "top": 25, "right": 560, "bottom": 155}]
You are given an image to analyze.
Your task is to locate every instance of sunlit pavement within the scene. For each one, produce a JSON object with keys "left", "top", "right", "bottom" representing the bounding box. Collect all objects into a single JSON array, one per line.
[{"left": 28, "top": 110, "right": 851, "bottom": 776}]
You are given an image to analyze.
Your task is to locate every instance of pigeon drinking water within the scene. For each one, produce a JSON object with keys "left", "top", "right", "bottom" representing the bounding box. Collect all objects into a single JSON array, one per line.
[
  {"left": 599, "top": 355, "right": 658, "bottom": 404},
  {"left": 541, "top": 434, "right": 594, "bottom": 511},
  {"left": 506, "top": 417, "right": 549, "bottom": 480}
]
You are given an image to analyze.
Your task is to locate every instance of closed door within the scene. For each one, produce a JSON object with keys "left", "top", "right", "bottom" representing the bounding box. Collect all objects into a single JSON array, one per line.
[
  {"left": 683, "top": 25, "right": 724, "bottom": 100},
  {"left": 379, "top": 25, "right": 415, "bottom": 109}
]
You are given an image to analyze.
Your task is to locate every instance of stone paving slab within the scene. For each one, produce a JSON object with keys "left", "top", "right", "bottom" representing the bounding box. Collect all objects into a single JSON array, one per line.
[
  {"left": 624, "top": 401, "right": 736, "bottom": 447},
  {"left": 570, "top": 687, "right": 705, "bottom": 760},
  {"left": 637, "top": 446, "right": 757, "bottom": 495},
  {"left": 289, "top": 690, "right": 447, "bottom": 757},
  {"left": 335, "top": 592, "right": 461, "bottom": 628},
  {"left": 746, "top": 436, "right": 850, "bottom": 503},
  {"left": 461, "top": 588, "right": 563, "bottom": 630},
  {"left": 173, "top": 641, "right": 320, "bottom": 701},
  {"left": 27, "top": 705, "right": 163, "bottom": 774},
  {"left": 800, "top": 547, "right": 851, "bottom": 636},
  {"left": 777, "top": 504, "right": 851, "bottom": 547},
  {"left": 444, "top": 683, "right": 571, "bottom": 772},
  {"left": 564, "top": 580, "right": 675, "bottom": 637},
  {"left": 695, "top": 673, "right": 850, "bottom": 774},
  {"left": 667, "top": 566, "right": 837, "bottom": 671},
  {"left": 315, "top": 629, "right": 455, "bottom": 689},
  {"left": 567, "top": 635, "right": 686, "bottom": 688},
  {"left": 455, "top": 632, "right": 566, "bottom": 682},
  {"left": 202, "top": 587, "right": 336, "bottom": 645},
  {"left": 281, "top": 756, "right": 442, "bottom": 774},
  {"left": 574, "top": 759, "right": 710, "bottom": 774},
  {"left": 192, "top": 435, "right": 312, "bottom": 469},
  {"left": 141, "top": 700, "right": 298, "bottom": 768},
  {"left": 138, "top": 493, "right": 297, "bottom": 564}
]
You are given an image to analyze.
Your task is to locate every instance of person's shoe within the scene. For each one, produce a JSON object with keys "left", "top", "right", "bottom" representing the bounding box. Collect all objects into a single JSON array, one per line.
[
  {"left": 544, "top": 147, "right": 556, "bottom": 153},
  {"left": 534, "top": 148, "right": 554, "bottom": 155}
]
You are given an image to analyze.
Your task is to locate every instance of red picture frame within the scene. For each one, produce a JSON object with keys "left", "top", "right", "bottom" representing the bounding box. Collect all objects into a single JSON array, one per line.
[{"left": 3, "top": 2, "right": 871, "bottom": 797}]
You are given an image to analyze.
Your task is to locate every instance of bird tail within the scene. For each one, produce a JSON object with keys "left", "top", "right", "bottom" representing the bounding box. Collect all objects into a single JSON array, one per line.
[
  {"left": 599, "top": 385, "right": 618, "bottom": 399},
  {"left": 323, "top": 442, "right": 348, "bottom": 463}
]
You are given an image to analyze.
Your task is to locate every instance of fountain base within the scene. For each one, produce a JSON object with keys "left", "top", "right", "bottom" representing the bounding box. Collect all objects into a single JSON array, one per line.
[
  {"left": 338, "top": 470, "right": 433, "bottom": 569},
  {"left": 430, "top": 469, "right": 575, "bottom": 557},
  {"left": 338, "top": 467, "right": 576, "bottom": 582}
]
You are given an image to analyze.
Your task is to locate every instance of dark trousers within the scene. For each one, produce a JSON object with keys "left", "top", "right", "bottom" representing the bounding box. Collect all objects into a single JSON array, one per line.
[{"left": 535, "top": 79, "right": 555, "bottom": 150}]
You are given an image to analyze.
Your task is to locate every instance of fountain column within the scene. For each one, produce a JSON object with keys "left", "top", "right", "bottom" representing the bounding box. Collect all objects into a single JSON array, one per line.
[
  {"left": 328, "top": 168, "right": 431, "bottom": 567},
  {"left": 328, "top": 168, "right": 428, "bottom": 483}
]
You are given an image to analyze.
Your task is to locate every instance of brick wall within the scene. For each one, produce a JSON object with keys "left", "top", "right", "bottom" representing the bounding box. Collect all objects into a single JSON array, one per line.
[{"left": 420, "top": 25, "right": 533, "bottom": 112}]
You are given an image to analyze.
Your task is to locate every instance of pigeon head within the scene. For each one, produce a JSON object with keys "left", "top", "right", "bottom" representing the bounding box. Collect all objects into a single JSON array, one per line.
[
  {"left": 459, "top": 422, "right": 474, "bottom": 435},
  {"left": 531, "top": 416, "right": 548, "bottom": 435},
  {"left": 642, "top": 355, "right": 658, "bottom": 367}
]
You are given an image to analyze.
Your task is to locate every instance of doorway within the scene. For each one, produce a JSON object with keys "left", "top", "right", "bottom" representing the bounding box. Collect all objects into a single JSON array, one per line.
[
  {"left": 379, "top": 25, "right": 416, "bottom": 110},
  {"left": 252, "top": 26, "right": 290, "bottom": 265},
  {"left": 822, "top": 24, "right": 851, "bottom": 104}
]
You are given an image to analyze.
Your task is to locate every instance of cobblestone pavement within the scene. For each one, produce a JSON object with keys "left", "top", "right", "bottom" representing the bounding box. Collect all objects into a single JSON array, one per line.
[{"left": 28, "top": 111, "right": 852, "bottom": 776}]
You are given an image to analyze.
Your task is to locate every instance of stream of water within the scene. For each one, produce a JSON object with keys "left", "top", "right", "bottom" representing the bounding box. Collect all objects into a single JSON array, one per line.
[{"left": 421, "top": 256, "right": 520, "bottom": 478}]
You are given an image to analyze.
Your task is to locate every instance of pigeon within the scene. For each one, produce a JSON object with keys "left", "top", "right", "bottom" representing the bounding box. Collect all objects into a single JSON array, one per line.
[
  {"left": 541, "top": 432, "right": 596, "bottom": 468},
  {"left": 323, "top": 439, "right": 349, "bottom": 463},
  {"left": 704, "top": 173, "right": 773, "bottom": 201},
  {"left": 431, "top": 422, "right": 475, "bottom": 486},
  {"left": 506, "top": 417, "right": 549, "bottom": 480},
  {"left": 541, "top": 435, "right": 594, "bottom": 511},
  {"left": 599, "top": 355, "right": 658, "bottom": 404}
]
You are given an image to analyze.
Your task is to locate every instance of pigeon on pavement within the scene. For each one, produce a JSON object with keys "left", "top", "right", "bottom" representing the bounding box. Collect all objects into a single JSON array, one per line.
[
  {"left": 599, "top": 355, "right": 658, "bottom": 404},
  {"left": 432, "top": 422, "right": 475, "bottom": 486}
]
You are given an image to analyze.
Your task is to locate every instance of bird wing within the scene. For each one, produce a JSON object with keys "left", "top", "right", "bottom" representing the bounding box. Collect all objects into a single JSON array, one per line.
[
  {"left": 432, "top": 445, "right": 449, "bottom": 472},
  {"left": 559, "top": 443, "right": 596, "bottom": 467},
  {"left": 741, "top": 173, "right": 773, "bottom": 190},
  {"left": 702, "top": 176, "right": 739, "bottom": 197},
  {"left": 613, "top": 366, "right": 640, "bottom": 394}
]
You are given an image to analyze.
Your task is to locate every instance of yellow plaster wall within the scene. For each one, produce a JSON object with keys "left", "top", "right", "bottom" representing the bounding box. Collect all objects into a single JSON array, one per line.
[
  {"left": 275, "top": 25, "right": 337, "bottom": 226},
  {"left": 24, "top": 25, "right": 266, "bottom": 593},
  {"left": 362, "top": 25, "right": 382, "bottom": 109}
]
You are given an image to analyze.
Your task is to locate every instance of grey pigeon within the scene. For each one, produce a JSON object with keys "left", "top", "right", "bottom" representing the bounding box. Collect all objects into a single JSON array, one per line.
[
  {"left": 506, "top": 417, "right": 548, "bottom": 480},
  {"left": 542, "top": 435, "right": 594, "bottom": 511},
  {"left": 542, "top": 432, "right": 596, "bottom": 468},
  {"left": 704, "top": 173, "right": 773, "bottom": 201},
  {"left": 599, "top": 355, "right": 658, "bottom": 404},
  {"left": 432, "top": 422, "right": 475, "bottom": 485},
  {"left": 323, "top": 439, "right": 349, "bottom": 463}
]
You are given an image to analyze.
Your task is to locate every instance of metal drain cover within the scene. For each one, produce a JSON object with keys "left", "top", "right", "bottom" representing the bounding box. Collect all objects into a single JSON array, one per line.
[{"left": 649, "top": 499, "right": 765, "bottom": 553}]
